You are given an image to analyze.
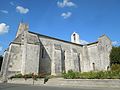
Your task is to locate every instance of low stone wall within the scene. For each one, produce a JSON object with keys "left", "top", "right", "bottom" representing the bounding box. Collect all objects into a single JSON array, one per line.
[{"left": 6, "top": 78, "right": 120, "bottom": 88}]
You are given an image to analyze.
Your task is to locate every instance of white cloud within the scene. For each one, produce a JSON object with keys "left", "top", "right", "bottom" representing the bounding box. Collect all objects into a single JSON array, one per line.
[
  {"left": 0, "top": 10, "right": 8, "bottom": 14},
  {"left": 10, "top": 2, "right": 14, "bottom": 6},
  {"left": 57, "top": 0, "right": 76, "bottom": 8},
  {"left": 80, "top": 40, "right": 89, "bottom": 45},
  {"left": 112, "top": 41, "right": 119, "bottom": 46},
  {"left": 61, "top": 12, "right": 72, "bottom": 19},
  {"left": 0, "top": 23, "right": 9, "bottom": 34},
  {"left": 16, "top": 6, "right": 29, "bottom": 14}
]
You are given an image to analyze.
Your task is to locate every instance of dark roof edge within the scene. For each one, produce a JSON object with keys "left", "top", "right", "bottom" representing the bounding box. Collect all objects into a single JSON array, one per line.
[
  {"left": 87, "top": 41, "right": 98, "bottom": 45},
  {"left": 28, "top": 31, "right": 83, "bottom": 47},
  {"left": 11, "top": 42, "right": 21, "bottom": 45}
]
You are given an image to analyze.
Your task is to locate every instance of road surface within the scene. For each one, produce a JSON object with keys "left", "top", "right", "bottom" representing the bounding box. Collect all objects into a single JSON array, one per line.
[{"left": 0, "top": 83, "right": 120, "bottom": 90}]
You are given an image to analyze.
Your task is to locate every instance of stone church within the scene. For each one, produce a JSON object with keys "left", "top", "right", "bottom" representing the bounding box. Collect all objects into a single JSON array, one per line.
[{"left": 1, "top": 23, "right": 112, "bottom": 77}]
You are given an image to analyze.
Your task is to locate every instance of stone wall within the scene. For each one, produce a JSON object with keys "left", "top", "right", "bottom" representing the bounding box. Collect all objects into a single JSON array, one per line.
[
  {"left": 87, "top": 44, "right": 101, "bottom": 71},
  {"left": 98, "top": 35, "right": 112, "bottom": 70},
  {"left": 19, "top": 32, "right": 112, "bottom": 75},
  {"left": 1, "top": 29, "right": 112, "bottom": 77},
  {"left": 24, "top": 44, "right": 40, "bottom": 74},
  {"left": 8, "top": 44, "right": 22, "bottom": 72},
  {"left": 87, "top": 35, "right": 112, "bottom": 71},
  {"left": 36, "top": 33, "right": 83, "bottom": 75}
]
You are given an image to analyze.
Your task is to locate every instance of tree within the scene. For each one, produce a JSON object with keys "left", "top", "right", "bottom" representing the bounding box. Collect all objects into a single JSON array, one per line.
[{"left": 110, "top": 46, "right": 120, "bottom": 65}]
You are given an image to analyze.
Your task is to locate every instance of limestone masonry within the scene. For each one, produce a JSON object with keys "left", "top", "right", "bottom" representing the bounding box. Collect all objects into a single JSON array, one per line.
[{"left": 0, "top": 23, "right": 112, "bottom": 77}]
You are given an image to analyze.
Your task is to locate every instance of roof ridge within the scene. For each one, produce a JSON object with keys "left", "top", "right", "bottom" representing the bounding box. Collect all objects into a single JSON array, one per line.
[{"left": 28, "top": 31, "right": 83, "bottom": 46}]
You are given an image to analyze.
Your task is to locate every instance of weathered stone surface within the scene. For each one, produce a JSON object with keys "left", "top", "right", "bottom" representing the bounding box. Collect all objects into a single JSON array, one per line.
[{"left": 1, "top": 23, "right": 112, "bottom": 78}]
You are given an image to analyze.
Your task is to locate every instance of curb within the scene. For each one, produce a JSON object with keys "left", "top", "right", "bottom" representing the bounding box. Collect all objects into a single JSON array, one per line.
[{"left": 1, "top": 78, "right": 120, "bottom": 88}]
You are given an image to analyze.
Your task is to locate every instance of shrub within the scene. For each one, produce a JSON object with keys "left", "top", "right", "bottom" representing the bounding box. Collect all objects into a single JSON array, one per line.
[
  {"left": 111, "top": 64, "right": 120, "bottom": 71},
  {"left": 44, "top": 76, "right": 49, "bottom": 84},
  {"left": 14, "top": 74, "right": 23, "bottom": 78},
  {"left": 62, "top": 70, "right": 80, "bottom": 79},
  {"left": 9, "top": 73, "right": 47, "bottom": 80},
  {"left": 10, "top": 74, "right": 23, "bottom": 79},
  {"left": 62, "top": 70, "right": 120, "bottom": 79}
]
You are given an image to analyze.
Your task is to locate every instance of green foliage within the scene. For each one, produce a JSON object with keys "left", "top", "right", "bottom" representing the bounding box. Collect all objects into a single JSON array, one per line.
[
  {"left": 10, "top": 73, "right": 47, "bottom": 80},
  {"left": 62, "top": 70, "right": 80, "bottom": 79},
  {"left": 63, "top": 70, "right": 120, "bottom": 79},
  {"left": 10, "top": 74, "right": 23, "bottom": 79},
  {"left": 44, "top": 76, "right": 49, "bottom": 84},
  {"left": 111, "top": 64, "right": 120, "bottom": 71},
  {"left": 110, "top": 46, "right": 120, "bottom": 65}
]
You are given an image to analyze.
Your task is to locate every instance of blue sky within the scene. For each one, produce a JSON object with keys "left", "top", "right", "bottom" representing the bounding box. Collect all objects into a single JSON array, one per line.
[{"left": 0, "top": 0, "right": 120, "bottom": 54}]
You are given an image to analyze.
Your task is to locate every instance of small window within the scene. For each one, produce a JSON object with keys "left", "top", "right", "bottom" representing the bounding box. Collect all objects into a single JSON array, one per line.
[{"left": 73, "top": 34, "right": 76, "bottom": 41}]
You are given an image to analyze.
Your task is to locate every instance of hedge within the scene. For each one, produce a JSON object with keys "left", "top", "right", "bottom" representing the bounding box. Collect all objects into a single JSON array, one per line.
[{"left": 62, "top": 70, "right": 120, "bottom": 79}]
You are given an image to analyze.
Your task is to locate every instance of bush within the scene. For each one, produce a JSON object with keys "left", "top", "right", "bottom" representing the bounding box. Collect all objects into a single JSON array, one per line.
[
  {"left": 62, "top": 70, "right": 120, "bottom": 79},
  {"left": 62, "top": 70, "right": 79, "bottom": 79},
  {"left": 10, "top": 74, "right": 23, "bottom": 79},
  {"left": 10, "top": 73, "right": 47, "bottom": 80},
  {"left": 13, "top": 74, "right": 23, "bottom": 78},
  {"left": 111, "top": 64, "right": 120, "bottom": 71}
]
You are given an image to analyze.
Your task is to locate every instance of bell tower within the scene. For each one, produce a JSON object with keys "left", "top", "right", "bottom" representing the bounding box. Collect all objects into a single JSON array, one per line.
[
  {"left": 16, "top": 22, "right": 29, "bottom": 37},
  {"left": 71, "top": 32, "right": 80, "bottom": 44}
]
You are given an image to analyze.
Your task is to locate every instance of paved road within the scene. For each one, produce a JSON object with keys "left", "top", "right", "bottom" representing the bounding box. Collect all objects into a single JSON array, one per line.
[{"left": 0, "top": 83, "right": 120, "bottom": 90}]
